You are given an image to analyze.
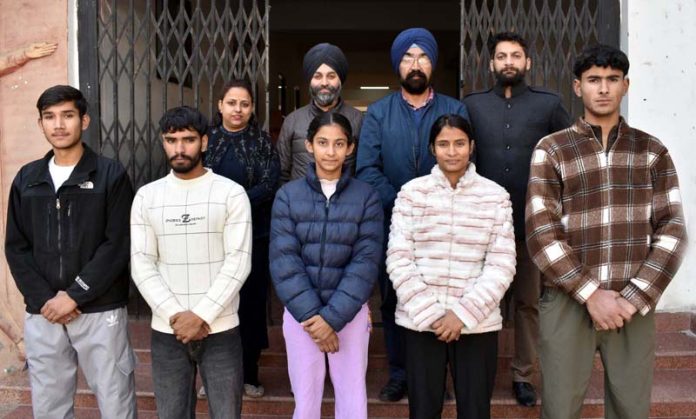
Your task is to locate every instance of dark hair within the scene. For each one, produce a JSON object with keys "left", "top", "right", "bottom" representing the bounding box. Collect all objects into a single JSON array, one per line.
[
  {"left": 211, "top": 79, "right": 256, "bottom": 127},
  {"left": 487, "top": 32, "right": 529, "bottom": 56},
  {"left": 36, "top": 85, "right": 88, "bottom": 118},
  {"left": 306, "top": 112, "right": 354, "bottom": 144},
  {"left": 429, "top": 114, "right": 473, "bottom": 149},
  {"left": 159, "top": 106, "right": 208, "bottom": 137},
  {"left": 573, "top": 44, "right": 629, "bottom": 78}
]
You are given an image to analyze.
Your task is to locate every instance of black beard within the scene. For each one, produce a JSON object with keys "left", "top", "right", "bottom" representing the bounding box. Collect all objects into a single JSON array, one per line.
[
  {"left": 494, "top": 68, "right": 526, "bottom": 86},
  {"left": 170, "top": 152, "right": 202, "bottom": 173},
  {"left": 400, "top": 70, "right": 430, "bottom": 94}
]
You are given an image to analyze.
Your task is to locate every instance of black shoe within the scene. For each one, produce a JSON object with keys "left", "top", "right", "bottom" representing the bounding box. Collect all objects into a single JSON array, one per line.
[
  {"left": 513, "top": 381, "right": 537, "bottom": 407},
  {"left": 379, "top": 379, "right": 407, "bottom": 402}
]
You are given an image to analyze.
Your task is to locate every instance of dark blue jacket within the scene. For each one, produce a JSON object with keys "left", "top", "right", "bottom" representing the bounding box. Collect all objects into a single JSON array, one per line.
[
  {"left": 269, "top": 164, "right": 384, "bottom": 332},
  {"left": 356, "top": 91, "right": 469, "bottom": 213}
]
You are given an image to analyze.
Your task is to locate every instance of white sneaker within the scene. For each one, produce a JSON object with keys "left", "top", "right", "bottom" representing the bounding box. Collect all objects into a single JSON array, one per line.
[
  {"left": 244, "top": 383, "right": 265, "bottom": 398},
  {"left": 198, "top": 385, "right": 207, "bottom": 398}
]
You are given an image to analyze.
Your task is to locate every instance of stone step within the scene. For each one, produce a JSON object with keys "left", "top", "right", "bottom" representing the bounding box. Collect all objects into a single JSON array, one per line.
[{"left": 1, "top": 365, "right": 694, "bottom": 418}]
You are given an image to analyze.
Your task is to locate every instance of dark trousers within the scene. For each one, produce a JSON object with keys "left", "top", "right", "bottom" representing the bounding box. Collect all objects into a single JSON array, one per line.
[
  {"left": 151, "top": 328, "right": 243, "bottom": 419},
  {"left": 379, "top": 264, "right": 406, "bottom": 382},
  {"left": 404, "top": 328, "right": 498, "bottom": 419},
  {"left": 239, "top": 236, "right": 270, "bottom": 385}
]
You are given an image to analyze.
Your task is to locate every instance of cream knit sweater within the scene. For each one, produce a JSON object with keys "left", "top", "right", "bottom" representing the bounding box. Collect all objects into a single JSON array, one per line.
[
  {"left": 130, "top": 170, "right": 252, "bottom": 334},
  {"left": 387, "top": 164, "right": 516, "bottom": 334}
]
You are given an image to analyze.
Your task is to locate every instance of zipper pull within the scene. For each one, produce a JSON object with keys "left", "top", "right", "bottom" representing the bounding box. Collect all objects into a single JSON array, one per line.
[{"left": 56, "top": 198, "right": 61, "bottom": 210}]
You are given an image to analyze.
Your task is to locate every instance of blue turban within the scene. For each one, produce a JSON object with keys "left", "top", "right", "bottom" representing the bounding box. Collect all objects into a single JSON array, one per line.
[
  {"left": 390, "top": 28, "right": 438, "bottom": 73},
  {"left": 303, "top": 43, "right": 349, "bottom": 83}
]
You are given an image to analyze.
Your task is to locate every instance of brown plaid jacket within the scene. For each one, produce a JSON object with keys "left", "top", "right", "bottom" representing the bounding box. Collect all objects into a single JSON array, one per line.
[{"left": 525, "top": 117, "right": 687, "bottom": 314}]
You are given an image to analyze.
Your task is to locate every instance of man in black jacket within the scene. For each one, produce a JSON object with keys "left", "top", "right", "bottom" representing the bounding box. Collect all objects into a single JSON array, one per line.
[
  {"left": 5, "top": 85, "right": 136, "bottom": 418},
  {"left": 463, "top": 32, "right": 571, "bottom": 407}
]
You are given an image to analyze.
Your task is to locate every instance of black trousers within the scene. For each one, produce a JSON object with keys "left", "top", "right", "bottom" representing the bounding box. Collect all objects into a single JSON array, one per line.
[
  {"left": 404, "top": 328, "right": 498, "bottom": 419},
  {"left": 238, "top": 236, "right": 270, "bottom": 385}
]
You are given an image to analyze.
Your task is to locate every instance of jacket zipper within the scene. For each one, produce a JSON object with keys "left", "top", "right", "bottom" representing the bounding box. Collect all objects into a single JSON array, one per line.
[
  {"left": 317, "top": 197, "right": 331, "bottom": 292},
  {"left": 445, "top": 192, "right": 455, "bottom": 307},
  {"left": 56, "top": 197, "right": 63, "bottom": 283}
]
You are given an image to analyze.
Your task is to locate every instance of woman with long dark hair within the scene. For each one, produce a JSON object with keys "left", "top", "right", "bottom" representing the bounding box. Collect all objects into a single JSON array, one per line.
[{"left": 204, "top": 79, "right": 280, "bottom": 397}]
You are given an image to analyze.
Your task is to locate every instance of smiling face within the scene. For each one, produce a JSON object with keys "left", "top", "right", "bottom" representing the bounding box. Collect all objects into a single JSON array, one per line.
[
  {"left": 432, "top": 125, "right": 474, "bottom": 185},
  {"left": 218, "top": 86, "right": 253, "bottom": 132},
  {"left": 38, "top": 100, "right": 90, "bottom": 152},
  {"left": 399, "top": 46, "right": 432, "bottom": 94},
  {"left": 573, "top": 65, "right": 629, "bottom": 124},
  {"left": 490, "top": 40, "right": 531, "bottom": 86},
  {"left": 305, "top": 123, "right": 355, "bottom": 180},
  {"left": 161, "top": 128, "right": 208, "bottom": 179}
]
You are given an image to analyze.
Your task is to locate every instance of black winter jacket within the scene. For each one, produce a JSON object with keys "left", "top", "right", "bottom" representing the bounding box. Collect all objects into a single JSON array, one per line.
[{"left": 5, "top": 145, "right": 133, "bottom": 314}]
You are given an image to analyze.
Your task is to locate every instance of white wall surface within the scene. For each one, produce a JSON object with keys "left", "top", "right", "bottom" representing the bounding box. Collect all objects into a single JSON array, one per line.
[{"left": 622, "top": 0, "right": 696, "bottom": 311}]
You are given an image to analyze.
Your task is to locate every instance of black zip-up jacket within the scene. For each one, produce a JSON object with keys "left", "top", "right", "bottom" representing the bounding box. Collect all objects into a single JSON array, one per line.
[{"left": 5, "top": 144, "right": 133, "bottom": 314}]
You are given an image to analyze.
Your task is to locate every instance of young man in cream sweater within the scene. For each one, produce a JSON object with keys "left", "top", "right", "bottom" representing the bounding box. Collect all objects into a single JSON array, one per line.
[{"left": 130, "top": 106, "right": 252, "bottom": 418}]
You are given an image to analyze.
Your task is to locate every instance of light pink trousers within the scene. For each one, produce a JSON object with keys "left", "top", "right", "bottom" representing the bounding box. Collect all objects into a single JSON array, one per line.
[{"left": 282, "top": 304, "right": 370, "bottom": 419}]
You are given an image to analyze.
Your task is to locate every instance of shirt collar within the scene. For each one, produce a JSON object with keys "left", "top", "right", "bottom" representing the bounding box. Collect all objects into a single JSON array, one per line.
[{"left": 401, "top": 87, "right": 434, "bottom": 110}]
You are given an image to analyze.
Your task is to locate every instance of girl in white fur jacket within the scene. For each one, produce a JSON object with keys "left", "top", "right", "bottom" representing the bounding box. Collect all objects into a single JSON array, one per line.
[{"left": 386, "top": 114, "right": 516, "bottom": 419}]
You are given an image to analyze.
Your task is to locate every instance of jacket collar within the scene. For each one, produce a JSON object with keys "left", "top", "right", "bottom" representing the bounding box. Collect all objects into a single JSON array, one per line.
[
  {"left": 305, "top": 163, "right": 352, "bottom": 197},
  {"left": 493, "top": 80, "right": 528, "bottom": 99},
  {"left": 29, "top": 143, "right": 99, "bottom": 187},
  {"left": 574, "top": 116, "right": 630, "bottom": 141},
  {"left": 430, "top": 162, "right": 477, "bottom": 191},
  {"left": 310, "top": 97, "right": 345, "bottom": 117}
]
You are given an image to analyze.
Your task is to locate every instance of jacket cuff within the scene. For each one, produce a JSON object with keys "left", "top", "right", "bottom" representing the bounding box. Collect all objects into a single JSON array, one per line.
[
  {"left": 572, "top": 276, "right": 600, "bottom": 305},
  {"left": 318, "top": 306, "right": 347, "bottom": 333},
  {"left": 451, "top": 302, "right": 480, "bottom": 330},
  {"left": 620, "top": 282, "right": 651, "bottom": 316}
]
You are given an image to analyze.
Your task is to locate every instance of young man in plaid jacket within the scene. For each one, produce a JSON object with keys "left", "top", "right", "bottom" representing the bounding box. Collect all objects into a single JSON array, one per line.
[{"left": 525, "top": 44, "right": 687, "bottom": 419}]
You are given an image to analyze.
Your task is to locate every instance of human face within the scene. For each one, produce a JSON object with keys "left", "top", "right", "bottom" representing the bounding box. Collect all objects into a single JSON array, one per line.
[
  {"left": 399, "top": 46, "right": 432, "bottom": 94},
  {"left": 38, "top": 101, "right": 90, "bottom": 152},
  {"left": 218, "top": 87, "right": 253, "bottom": 132},
  {"left": 573, "top": 65, "right": 629, "bottom": 124},
  {"left": 432, "top": 126, "right": 473, "bottom": 186},
  {"left": 310, "top": 63, "right": 342, "bottom": 108},
  {"left": 161, "top": 128, "right": 208, "bottom": 179},
  {"left": 305, "top": 123, "right": 355, "bottom": 180},
  {"left": 490, "top": 41, "right": 531, "bottom": 86}
]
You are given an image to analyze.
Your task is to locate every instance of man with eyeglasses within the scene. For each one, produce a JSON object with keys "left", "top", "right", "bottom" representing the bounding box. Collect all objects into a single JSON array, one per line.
[{"left": 356, "top": 27, "right": 469, "bottom": 402}]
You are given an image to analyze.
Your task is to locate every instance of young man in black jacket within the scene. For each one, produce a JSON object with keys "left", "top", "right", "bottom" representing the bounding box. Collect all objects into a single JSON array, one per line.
[{"left": 5, "top": 85, "right": 136, "bottom": 418}]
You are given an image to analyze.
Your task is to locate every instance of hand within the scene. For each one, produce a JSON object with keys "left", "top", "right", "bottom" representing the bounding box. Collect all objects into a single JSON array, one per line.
[
  {"left": 55, "top": 309, "right": 82, "bottom": 325},
  {"left": 586, "top": 289, "right": 634, "bottom": 330},
  {"left": 191, "top": 323, "right": 211, "bottom": 341},
  {"left": 431, "top": 310, "right": 464, "bottom": 343},
  {"left": 302, "top": 315, "right": 335, "bottom": 342},
  {"left": 616, "top": 297, "right": 637, "bottom": 318},
  {"left": 41, "top": 291, "right": 78, "bottom": 323},
  {"left": 170, "top": 311, "right": 207, "bottom": 343},
  {"left": 317, "top": 331, "right": 340, "bottom": 353},
  {"left": 24, "top": 42, "right": 58, "bottom": 59}
]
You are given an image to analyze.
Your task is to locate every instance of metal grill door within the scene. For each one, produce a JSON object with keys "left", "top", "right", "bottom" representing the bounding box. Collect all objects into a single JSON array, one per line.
[
  {"left": 459, "top": 0, "right": 619, "bottom": 116},
  {"left": 78, "top": 0, "right": 270, "bottom": 190},
  {"left": 78, "top": 0, "right": 270, "bottom": 316}
]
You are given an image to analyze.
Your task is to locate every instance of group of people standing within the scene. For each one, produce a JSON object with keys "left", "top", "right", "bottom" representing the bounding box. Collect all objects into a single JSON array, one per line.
[{"left": 5, "top": 26, "right": 686, "bottom": 419}]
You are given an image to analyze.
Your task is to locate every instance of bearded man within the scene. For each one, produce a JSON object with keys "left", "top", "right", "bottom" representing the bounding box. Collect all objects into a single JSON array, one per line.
[
  {"left": 356, "top": 27, "right": 469, "bottom": 402},
  {"left": 277, "top": 42, "right": 362, "bottom": 182},
  {"left": 463, "top": 31, "right": 571, "bottom": 407}
]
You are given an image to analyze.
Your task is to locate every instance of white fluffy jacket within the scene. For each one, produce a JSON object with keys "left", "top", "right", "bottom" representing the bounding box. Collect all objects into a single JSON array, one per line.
[{"left": 387, "top": 164, "right": 516, "bottom": 334}]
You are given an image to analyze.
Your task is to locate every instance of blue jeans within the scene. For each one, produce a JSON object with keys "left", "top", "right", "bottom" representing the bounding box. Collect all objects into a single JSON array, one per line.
[{"left": 151, "top": 327, "right": 243, "bottom": 419}]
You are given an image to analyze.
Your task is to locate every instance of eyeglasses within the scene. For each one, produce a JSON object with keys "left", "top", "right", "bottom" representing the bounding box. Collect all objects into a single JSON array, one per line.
[{"left": 400, "top": 55, "right": 431, "bottom": 67}]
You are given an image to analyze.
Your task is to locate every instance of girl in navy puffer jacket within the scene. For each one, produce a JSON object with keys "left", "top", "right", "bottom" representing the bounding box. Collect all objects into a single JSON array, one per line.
[{"left": 270, "top": 113, "right": 383, "bottom": 419}]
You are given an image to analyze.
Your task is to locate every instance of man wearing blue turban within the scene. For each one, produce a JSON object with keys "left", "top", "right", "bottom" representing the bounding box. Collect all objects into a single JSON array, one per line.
[{"left": 356, "top": 27, "right": 470, "bottom": 403}]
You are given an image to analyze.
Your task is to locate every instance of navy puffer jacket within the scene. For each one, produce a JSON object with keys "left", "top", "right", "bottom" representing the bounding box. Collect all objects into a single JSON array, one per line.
[{"left": 270, "top": 164, "right": 384, "bottom": 332}]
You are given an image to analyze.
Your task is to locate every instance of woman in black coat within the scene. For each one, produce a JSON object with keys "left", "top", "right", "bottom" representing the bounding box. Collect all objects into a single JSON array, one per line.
[{"left": 204, "top": 79, "right": 280, "bottom": 397}]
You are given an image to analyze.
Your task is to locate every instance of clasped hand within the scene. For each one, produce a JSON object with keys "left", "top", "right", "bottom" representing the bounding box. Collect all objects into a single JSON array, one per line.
[
  {"left": 170, "top": 311, "right": 210, "bottom": 343},
  {"left": 431, "top": 310, "right": 464, "bottom": 343},
  {"left": 41, "top": 291, "right": 80, "bottom": 324},
  {"left": 586, "top": 289, "right": 637, "bottom": 331},
  {"left": 302, "top": 315, "right": 339, "bottom": 353}
]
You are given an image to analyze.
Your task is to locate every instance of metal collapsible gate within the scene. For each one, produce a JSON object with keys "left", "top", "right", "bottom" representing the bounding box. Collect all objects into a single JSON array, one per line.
[
  {"left": 78, "top": 0, "right": 270, "bottom": 315},
  {"left": 459, "top": 0, "right": 619, "bottom": 116}
]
